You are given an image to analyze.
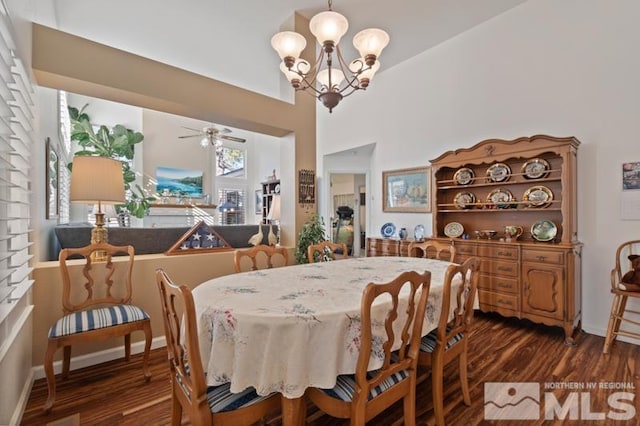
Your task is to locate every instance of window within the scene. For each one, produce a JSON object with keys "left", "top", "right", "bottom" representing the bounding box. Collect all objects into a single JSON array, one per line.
[
  {"left": 217, "top": 188, "right": 246, "bottom": 225},
  {"left": 215, "top": 145, "right": 245, "bottom": 178},
  {"left": 0, "top": 4, "right": 35, "bottom": 323}
]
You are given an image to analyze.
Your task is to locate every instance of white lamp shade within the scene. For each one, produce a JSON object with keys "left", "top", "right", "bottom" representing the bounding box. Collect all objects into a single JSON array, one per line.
[
  {"left": 317, "top": 68, "right": 345, "bottom": 90},
  {"left": 310, "top": 11, "right": 348, "bottom": 45},
  {"left": 70, "top": 156, "right": 126, "bottom": 204},
  {"left": 271, "top": 31, "right": 307, "bottom": 59},
  {"left": 279, "top": 60, "right": 311, "bottom": 81},
  {"left": 267, "top": 195, "right": 281, "bottom": 221},
  {"left": 353, "top": 28, "right": 389, "bottom": 58}
]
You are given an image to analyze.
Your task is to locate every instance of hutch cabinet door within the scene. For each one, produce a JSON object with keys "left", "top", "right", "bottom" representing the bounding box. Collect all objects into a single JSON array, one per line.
[{"left": 522, "top": 263, "right": 565, "bottom": 320}]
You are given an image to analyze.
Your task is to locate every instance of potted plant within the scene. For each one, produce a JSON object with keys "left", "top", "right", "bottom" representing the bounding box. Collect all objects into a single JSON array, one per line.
[
  {"left": 68, "top": 105, "right": 156, "bottom": 218},
  {"left": 295, "top": 213, "right": 327, "bottom": 264}
]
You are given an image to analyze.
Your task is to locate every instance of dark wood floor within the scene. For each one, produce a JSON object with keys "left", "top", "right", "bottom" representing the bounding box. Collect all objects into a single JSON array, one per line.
[{"left": 22, "top": 312, "right": 640, "bottom": 425}]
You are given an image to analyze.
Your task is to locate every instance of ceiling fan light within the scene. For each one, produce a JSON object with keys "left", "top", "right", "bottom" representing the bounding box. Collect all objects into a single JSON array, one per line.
[
  {"left": 200, "top": 137, "right": 210, "bottom": 148},
  {"left": 271, "top": 31, "right": 307, "bottom": 60},
  {"left": 317, "top": 68, "right": 345, "bottom": 90},
  {"left": 310, "top": 11, "right": 348, "bottom": 46},
  {"left": 353, "top": 28, "right": 389, "bottom": 62}
]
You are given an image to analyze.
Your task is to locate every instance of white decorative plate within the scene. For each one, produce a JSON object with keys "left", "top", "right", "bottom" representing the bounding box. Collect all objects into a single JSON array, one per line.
[
  {"left": 523, "top": 185, "right": 553, "bottom": 208},
  {"left": 444, "top": 222, "right": 464, "bottom": 238},
  {"left": 381, "top": 222, "right": 396, "bottom": 238},
  {"left": 531, "top": 219, "right": 557, "bottom": 242},
  {"left": 454, "top": 167, "right": 475, "bottom": 185},
  {"left": 274, "top": 183, "right": 281, "bottom": 194},
  {"left": 413, "top": 224, "right": 425, "bottom": 241},
  {"left": 486, "top": 188, "right": 515, "bottom": 209},
  {"left": 486, "top": 163, "right": 511, "bottom": 183},
  {"left": 522, "top": 158, "right": 550, "bottom": 179},
  {"left": 453, "top": 191, "right": 476, "bottom": 209}
]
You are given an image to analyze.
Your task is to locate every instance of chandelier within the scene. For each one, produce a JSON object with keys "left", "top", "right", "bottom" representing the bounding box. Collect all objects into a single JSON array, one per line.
[{"left": 271, "top": 0, "right": 389, "bottom": 112}]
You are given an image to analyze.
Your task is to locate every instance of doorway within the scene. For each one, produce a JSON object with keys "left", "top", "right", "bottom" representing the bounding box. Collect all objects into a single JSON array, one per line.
[{"left": 329, "top": 173, "right": 366, "bottom": 257}]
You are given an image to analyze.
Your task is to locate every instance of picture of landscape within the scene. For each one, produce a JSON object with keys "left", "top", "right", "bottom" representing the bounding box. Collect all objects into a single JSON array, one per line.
[{"left": 156, "top": 166, "right": 203, "bottom": 197}]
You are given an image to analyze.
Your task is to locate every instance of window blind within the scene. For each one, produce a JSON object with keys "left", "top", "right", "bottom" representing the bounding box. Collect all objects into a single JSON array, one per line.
[
  {"left": 0, "top": 3, "right": 35, "bottom": 324},
  {"left": 57, "top": 90, "right": 71, "bottom": 223},
  {"left": 217, "top": 187, "right": 246, "bottom": 225}
]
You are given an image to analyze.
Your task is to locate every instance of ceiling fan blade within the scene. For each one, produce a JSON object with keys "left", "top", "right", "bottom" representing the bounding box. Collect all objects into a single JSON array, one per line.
[
  {"left": 218, "top": 127, "right": 231, "bottom": 134},
  {"left": 220, "top": 135, "right": 246, "bottom": 143},
  {"left": 178, "top": 134, "right": 202, "bottom": 139},
  {"left": 181, "top": 126, "right": 204, "bottom": 133}
]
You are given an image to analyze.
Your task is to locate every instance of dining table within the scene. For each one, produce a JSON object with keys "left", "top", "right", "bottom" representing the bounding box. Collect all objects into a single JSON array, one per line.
[{"left": 191, "top": 256, "right": 461, "bottom": 425}]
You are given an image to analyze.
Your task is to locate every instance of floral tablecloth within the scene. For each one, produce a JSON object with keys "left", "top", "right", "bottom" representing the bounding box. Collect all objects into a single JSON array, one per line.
[{"left": 192, "top": 256, "right": 458, "bottom": 398}]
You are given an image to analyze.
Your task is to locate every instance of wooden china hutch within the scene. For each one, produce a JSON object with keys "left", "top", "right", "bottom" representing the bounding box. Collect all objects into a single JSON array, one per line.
[{"left": 368, "top": 135, "right": 582, "bottom": 345}]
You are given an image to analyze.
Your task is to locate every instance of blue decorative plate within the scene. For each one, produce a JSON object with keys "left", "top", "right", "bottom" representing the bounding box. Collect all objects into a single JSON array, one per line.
[
  {"left": 414, "top": 224, "right": 425, "bottom": 241},
  {"left": 381, "top": 222, "right": 396, "bottom": 238}
]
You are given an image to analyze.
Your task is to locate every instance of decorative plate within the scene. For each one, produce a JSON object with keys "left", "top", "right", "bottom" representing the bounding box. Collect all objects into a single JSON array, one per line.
[
  {"left": 413, "top": 224, "right": 425, "bottom": 241},
  {"left": 453, "top": 191, "right": 476, "bottom": 209},
  {"left": 274, "top": 183, "right": 281, "bottom": 194},
  {"left": 522, "top": 158, "right": 551, "bottom": 179},
  {"left": 523, "top": 185, "right": 553, "bottom": 208},
  {"left": 486, "top": 163, "right": 511, "bottom": 183},
  {"left": 486, "top": 188, "right": 515, "bottom": 209},
  {"left": 531, "top": 219, "right": 558, "bottom": 242},
  {"left": 453, "top": 167, "right": 475, "bottom": 185},
  {"left": 381, "top": 222, "right": 396, "bottom": 238},
  {"left": 444, "top": 222, "right": 464, "bottom": 238}
]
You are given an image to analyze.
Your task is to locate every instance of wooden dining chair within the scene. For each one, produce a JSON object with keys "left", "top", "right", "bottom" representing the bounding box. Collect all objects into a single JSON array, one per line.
[
  {"left": 603, "top": 240, "right": 640, "bottom": 354},
  {"left": 43, "top": 243, "right": 152, "bottom": 413},
  {"left": 306, "top": 270, "right": 432, "bottom": 426},
  {"left": 155, "top": 269, "right": 280, "bottom": 425},
  {"left": 417, "top": 257, "right": 480, "bottom": 426},
  {"left": 233, "top": 244, "right": 289, "bottom": 272},
  {"left": 407, "top": 240, "right": 456, "bottom": 262},
  {"left": 307, "top": 240, "right": 349, "bottom": 263}
]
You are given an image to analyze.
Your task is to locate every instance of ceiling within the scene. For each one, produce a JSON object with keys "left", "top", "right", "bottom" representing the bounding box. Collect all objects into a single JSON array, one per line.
[{"left": 24, "top": 0, "right": 527, "bottom": 100}]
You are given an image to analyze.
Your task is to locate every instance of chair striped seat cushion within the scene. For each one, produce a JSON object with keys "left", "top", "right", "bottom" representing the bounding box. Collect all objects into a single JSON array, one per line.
[
  {"left": 319, "top": 369, "right": 409, "bottom": 402},
  {"left": 419, "top": 328, "right": 464, "bottom": 353},
  {"left": 207, "top": 382, "right": 276, "bottom": 413},
  {"left": 48, "top": 305, "right": 149, "bottom": 338}
]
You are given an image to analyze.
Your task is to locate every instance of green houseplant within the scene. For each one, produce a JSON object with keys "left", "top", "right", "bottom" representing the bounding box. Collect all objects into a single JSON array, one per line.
[
  {"left": 295, "top": 213, "right": 327, "bottom": 264},
  {"left": 68, "top": 105, "right": 156, "bottom": 218}
]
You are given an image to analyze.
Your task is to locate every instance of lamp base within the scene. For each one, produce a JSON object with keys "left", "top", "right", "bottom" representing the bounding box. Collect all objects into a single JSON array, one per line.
[{"left": 90, "top": 212, "right": 108, "bottom": 261}]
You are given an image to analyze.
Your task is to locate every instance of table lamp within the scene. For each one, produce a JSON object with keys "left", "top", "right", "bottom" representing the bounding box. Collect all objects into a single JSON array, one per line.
[
  {"left": 70, "top": 156, "right": 125, "bottom": 250},
  {"left": 267, "top": 194, "right": 281, "bottom": 246}
]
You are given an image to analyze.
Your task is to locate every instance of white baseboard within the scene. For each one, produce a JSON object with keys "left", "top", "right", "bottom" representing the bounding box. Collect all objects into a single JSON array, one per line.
[
  {"left": 10, "top": 368, "right": 34, "bottom": 426},
  {"left": 32, "top": 336, "right": 166, "bottom": 381},
  {"left": 582, "top": 322, "right": 640, "bottom": 347}
]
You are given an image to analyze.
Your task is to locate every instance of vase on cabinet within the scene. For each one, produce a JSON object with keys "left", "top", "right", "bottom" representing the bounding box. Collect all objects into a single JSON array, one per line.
[{"left": 398, "top": 227, "right": 408, "bottom": 240}]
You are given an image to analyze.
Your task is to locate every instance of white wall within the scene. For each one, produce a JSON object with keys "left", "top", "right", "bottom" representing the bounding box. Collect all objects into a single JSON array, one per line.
[{"left": 317, "top": 0, "right": 640, "bottom": 337}]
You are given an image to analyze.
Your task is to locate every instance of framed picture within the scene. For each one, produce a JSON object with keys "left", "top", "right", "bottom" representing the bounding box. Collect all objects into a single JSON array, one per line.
[
  {"left": 156, "top": 166, "right": 203, "bottom": 197},
  {"left": 382, "top": 166, "right": 431, "bottom": 213},
  {"left": 255, "top": 189, "right": 263, "bottom": 214},
  {"left": 623, "top": 162, "right": 640, "bottom": 190},
  {"left": 45, "top": 137, "right": 59, "bottom": 219}
]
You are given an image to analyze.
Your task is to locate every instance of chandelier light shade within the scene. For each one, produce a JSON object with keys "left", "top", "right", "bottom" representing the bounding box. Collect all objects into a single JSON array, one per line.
[
  {"left": 70, "top": 156, "right": 125, "bottom": 257},
  {"left": 271, "top": 0, "right": 389, "bottom": 112}
]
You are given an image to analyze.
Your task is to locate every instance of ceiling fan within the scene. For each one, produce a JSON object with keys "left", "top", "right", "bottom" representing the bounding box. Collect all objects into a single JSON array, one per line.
[{"left": 178, "top": 125, "right": 246, "bottom": 147}]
